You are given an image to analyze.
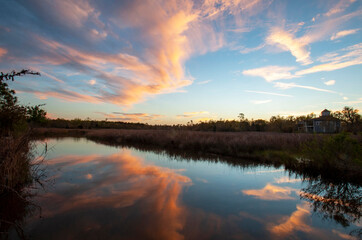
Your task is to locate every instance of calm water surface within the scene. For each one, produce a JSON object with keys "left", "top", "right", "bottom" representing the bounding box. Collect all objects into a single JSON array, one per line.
[{"left": 14, "top": 138, "right": 362, "bottom": 239}]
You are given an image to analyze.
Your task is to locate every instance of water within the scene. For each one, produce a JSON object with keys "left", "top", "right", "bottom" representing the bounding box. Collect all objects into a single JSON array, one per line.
[{"left": 8, "top": 138, "right": 362, "bottom": 239}]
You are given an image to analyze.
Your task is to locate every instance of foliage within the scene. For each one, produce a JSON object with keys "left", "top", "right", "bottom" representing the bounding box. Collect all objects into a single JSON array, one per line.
[
  {"left": 333, "top": 106, "right": 361, "bottom": 134},
  {"left": 39, "top": 107, "right": 361, "bottom": 134},
  {"left": 26, "top": 105, "right": 47, "bottom": 125},
  {"left": 300, "top": 179, "right": 361, "bottom": 229},
  {"left": 0, "top": 69, "right": 45, "bottom": 193},
  {"left": 301, "top": 133, "right": 362, "bottom": 168},
  {"left": 0, "top": 70, "right": 45, "bottom": 135}
]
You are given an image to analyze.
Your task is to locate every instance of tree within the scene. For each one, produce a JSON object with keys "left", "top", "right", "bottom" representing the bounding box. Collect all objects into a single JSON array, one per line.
[
  {"left": 238, "top": 113, "right": 245, "bottom": 121},
  {"left": 0, "top": 70, "right": 42, "bottom": 135},
  {"left": 1, "top": 69, "right": 46, "bottom": 195},
  {"left": 27, "top": 105, "right": 47, "bottom": 124},
  {"left": 334, "top": 106, "right": 361, "bottom": 134}
]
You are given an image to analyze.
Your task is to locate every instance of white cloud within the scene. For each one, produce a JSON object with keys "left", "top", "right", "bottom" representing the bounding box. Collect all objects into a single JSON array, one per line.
[
  {"left": 245, "top": 90, "right": 292, "bottom": 97},
  {"left": 197, "top": 80, "right": 211, "bottom": 85},
  {"left": 331, "top": 28, "right": 359, "bottom": 40},
  {"left": 243, "top": 66, "right": 297, "bottom": 82},
  {"left": 274, "top": 82, "right": 336, "bottom": 93},
  {"left": 324, "top": 80, "right": 335, "bottom": 85},
  {"left": 343, "top": 96, "right": 348, "bottom": 100},
  {"left": 296, "top": 43, "right": 362, "bottom": 75},
  {"left": 250, "top": 99, "right": 272, "bottom": 104},
  {"left": 266, "top": 28, "right": 313, "bottom": 65}
]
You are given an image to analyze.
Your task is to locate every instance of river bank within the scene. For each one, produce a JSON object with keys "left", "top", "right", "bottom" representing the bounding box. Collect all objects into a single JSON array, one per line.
[{"left": 33, "top": 128, "right": 362, "bottom": 184}]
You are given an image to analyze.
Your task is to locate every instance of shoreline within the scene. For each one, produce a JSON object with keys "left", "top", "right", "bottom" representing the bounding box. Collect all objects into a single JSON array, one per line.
[{"left": 32, "top": 128, "right": 362, "bottom": 184}]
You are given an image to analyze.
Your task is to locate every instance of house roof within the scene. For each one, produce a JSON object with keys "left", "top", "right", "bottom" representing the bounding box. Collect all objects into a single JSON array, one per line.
[{"left": 322, "top": 109, "right": 330, "bottom": 113}]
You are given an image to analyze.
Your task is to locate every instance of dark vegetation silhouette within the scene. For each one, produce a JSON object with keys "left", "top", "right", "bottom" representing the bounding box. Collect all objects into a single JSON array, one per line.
[
  {"left": 300, "top": 178, "right": 361, "bottom": 238},
  {"left": 0, "top": 70, "right": 45, "bottom": 239},
  {"left": 39, "top": 108, "right": 361, "bottom": 133}
]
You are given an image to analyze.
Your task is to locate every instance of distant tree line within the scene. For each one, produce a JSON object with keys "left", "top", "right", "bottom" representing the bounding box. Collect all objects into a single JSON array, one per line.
[{"left": 38, "top": 107, "right": 361, "bottom": 134}]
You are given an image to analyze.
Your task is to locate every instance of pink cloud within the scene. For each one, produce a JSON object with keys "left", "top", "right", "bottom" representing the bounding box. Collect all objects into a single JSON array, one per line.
[
  {"left": 267, "top": 28, "right": 312, "bottom": 65},
  {"left": 330, "top": 28, "right": 359, "bottom": 40},
  {"left": 268, "top": 202, "right": 315, "bottom": 237},
  {"left": 39, "top": 151, "right": 192, "bottom": 239},
  {"left": 0, "top": 48, "right": 8, "bottom": 58},
  {"left": 95, "top": 111, "right": 164, "bottom": 122},
  {"left": 30, "top": 89, "right": 101, "bottom": 103},
  {"left": 242, "top": 183, "right": 297, "bottom": 200},
  {"left": 324, "top": 0, "right": 356, "bottom": 17}
]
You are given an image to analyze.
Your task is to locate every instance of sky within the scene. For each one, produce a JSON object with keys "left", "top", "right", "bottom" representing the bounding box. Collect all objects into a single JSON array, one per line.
[{"left": 0, "top": 0, "right": 361, "bottom": 124}]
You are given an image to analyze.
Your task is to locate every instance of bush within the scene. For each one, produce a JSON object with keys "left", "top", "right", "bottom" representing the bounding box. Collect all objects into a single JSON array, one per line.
[
  {"left": 0, "top": 70, "right": 45, "bottom": 193},
  {"left": 301, "top": 133, "right": 362, "bottom": 168}
]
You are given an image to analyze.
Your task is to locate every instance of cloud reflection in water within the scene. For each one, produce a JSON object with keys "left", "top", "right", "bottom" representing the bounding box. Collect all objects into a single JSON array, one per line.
[{"left": 30, "top": 150, "right": 191, "bottom": 240}]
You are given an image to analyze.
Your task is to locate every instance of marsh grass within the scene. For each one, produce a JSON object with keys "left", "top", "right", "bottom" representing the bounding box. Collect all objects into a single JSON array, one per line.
[
  {"left": 0, "top": 130, "right": 46, "bottom": 239},
  {"left": 33, "top": 128, "right": 362, "bottom": 183},
  {"left": 0, "top": 134, "right": 32, "bottom": 192},
  {"left": 34, "top": 128, "right": 316, "bottom": 156},
  {"left": 1, "top": 133, "right": 46, "bottom": 192}
]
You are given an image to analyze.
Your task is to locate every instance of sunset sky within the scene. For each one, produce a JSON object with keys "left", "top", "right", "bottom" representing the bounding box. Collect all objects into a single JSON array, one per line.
[{"left": 1, "top": 0, "right": 361, "bottom": 124}]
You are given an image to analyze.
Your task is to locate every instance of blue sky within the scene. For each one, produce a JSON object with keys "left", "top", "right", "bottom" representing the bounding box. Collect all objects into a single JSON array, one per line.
[{"left": 0, "top": 0, "right": 361, "bottom": 124}]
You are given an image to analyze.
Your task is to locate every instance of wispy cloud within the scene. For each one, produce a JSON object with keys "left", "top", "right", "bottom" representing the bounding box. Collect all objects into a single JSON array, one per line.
[
  {"left": 96, "top": 112, "right": 164, "bottom": 122},
  {"left": 1, "top": 0, "right": 274, "bottom": 107},
  {"left": 266, "top": 28, "right": 312, "bottom": 65},
  {"left": 22, "top": 88, "right": 102, "bottom": 103},
  {"left": 274, "top": 82, "right": 336, "bottom": 93},
  {"left": 332, "top": 230, "right": 358, "bottom": 240},
  {"left": 177, "top": 111, "right": 209, "bottom": 118},
  {"left": 266, "top": 4, "right": 362, "bottom": 68},
  {"left": 0, "top": 48, "right": 7, "bottom": 58},
  {"left": 245, "top": 169, "right": 284, "bottom": 175},
  {"left": 88, "top": 79, "right": 96, "bottom": 85},
  {"left": 330, "top": 28, "right": 359, "bottom": 40},
  {"left": 324, "top": 0, "right": 356, "bottom": 17},
  {"left": 333, "top": 98, "right": 362, "bottom": 105},
  {"left": 324, "top": 80, "right": 336, "bottom": 86},
  {"left": 300, "top": 8, "right": 362, "bottom": 45},
  {"left": 245, "top": 90, "right": 292, "bottom": 97},
  {"left": 250, "top": 99, "right": 272, "bottom": 105},
  {"left": 197, "top": 80, "right": 211, "bottom": 85},
  {"left": 296, "top": 43, "right": 362, "bottom": 75},
  {"left": 269, "top": 202, "right": 316, "bottom": 238},
  {"left": 243, "top": 66, "right": 297, "bottom": 82},
  {"left": 227, "top": 27, "right": 251, "bottom": 33},
  {"left": 242, "top": 183, "right": 297, "bottom": 200},
  {"left": 239, "top": 43, "right": 265, "bottom": 54},
  {"left": 274, "top": 176, "right": 302, "bottom": 184}
]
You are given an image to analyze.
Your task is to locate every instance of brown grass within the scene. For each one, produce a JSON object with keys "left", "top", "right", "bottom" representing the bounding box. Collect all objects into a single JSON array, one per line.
[
  {"left": 0, "top": 131, "right": 45, "bottom": 194},
  {"left": 33, "top": 128, "right": 362, "bottom": 184},
  {"left": 33, "top": 128, "right": 319, "bottom": 157},
  {"left": 0, "top": 134, "right": 32, "bottom": 193}
]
